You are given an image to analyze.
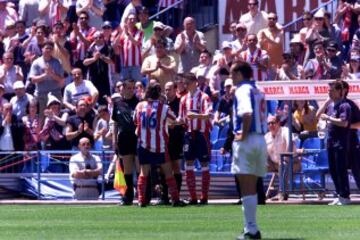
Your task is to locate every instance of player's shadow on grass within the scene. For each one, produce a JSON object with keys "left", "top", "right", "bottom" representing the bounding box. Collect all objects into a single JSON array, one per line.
[{"left": 262, "top": 238, "right": 304, "bottom": 240}]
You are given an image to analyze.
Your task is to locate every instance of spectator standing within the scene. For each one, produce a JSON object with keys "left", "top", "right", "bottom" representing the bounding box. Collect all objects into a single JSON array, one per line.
[
  {"left": 65, "top": 98, "right": 95, "bottom": 148},
  {"left": 63, "top": 68, "right": 99, "bottom": 111},
  {"left": 118, "top": 13, "right": 144, "bottom": 82},
  {"left": 258, "top": 12, "right": 284, "bottom": 68},
  {"left": 50, "top": 21, "right": 72, "bottom": 75},
  {"left": 120, "top": 0, "right": 142, "bottom": 26},
  {"left": 22, "top": 99, "right": 41, "bottom": 151},
  {"left": 18, "top": 0, "right": 39, "bottom": 28},
  {"left": 0, "top": 0, "right": 18, "bottom": 30},
  {"left": 289, "top": 34, "right": 306, "bottom": 66},
  {"left": 69, "top": 137, "right": 102, "bottom": 200},
  {"left": 141, "top": 38, "right": 176, "bottom": 90},
  {"left": 9, "top": 81, "right": 34, "bottom": 119},
  {"left": 239, "top": 34, "right": 269, "bottom": 81},
  {"left": 83, "top": 31, "right": 114, "bottom": 104},
  {"left": 292, "top": 100, "right": 318, "bottom": 141},
  {"left": 0, "top": 51, "right": 23, "bottom": 100},
  {"left": 76, "top": 0, "right": 105, "bottom": 29},
  {"left": 317, "top": 80, "right": 352, "bottom": 206},
  {"left": 239, "top": 0, "right": 268, "bottom": 35},
  {"left": 174, "top": 17, "right": 207, "bottom": 73},
  {"left": 231, "top": 23, "right": 248, "bottom": 59},
  {"left": 39, "top": 0, "right": 68, "bottom": 27},
  {"left": 304, "top": 41, "right": 330, "bottom": 80},
  {"left": 28, "top": 41, "right": 64, "bottom": 117}
]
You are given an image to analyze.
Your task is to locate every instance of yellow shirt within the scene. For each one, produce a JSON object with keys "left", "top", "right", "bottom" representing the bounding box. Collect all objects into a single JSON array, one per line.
[{"left": 293, "top": 108, "right": 318, "bottom": 132}]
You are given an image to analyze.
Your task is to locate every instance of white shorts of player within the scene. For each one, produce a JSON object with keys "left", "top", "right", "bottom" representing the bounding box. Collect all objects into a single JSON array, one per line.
[{"left": 231, "top": 133, "right": 267, "bottom": 177}]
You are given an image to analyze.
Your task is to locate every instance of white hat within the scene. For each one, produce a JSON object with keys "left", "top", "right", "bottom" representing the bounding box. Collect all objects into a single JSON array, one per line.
[
  {"left": 153, "top": 21, "right": 165, "bottom": 30},
  {"left": 0, "top": 83, "right": 4, "bottom": 89},
  {"left": 222, "top": 41, "right": 232, "bottom": 50},
  {"left": 47, "top": 93, "right": 61, "bottom": 107},
  {"left": 224, "top": 78, "right": 233, "bottom": 87},
  {"left": 13, "top": 81, "right": 25, "bottom": 89},
  {"left": 290, "top": 34, "right": 302, "bottom": 44},
  {"left": 314, "top": 9, "right": 325, "bottom": 18},
  {"left": 111, "top": 93, "right": 121, "bottom": 99}
]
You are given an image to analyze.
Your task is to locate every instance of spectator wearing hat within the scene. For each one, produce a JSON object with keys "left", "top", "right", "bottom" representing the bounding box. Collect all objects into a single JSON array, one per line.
[
  {"left": 275, "top": 52, "right": 304, "bottom": 81},
  {"left": 28, "top": 40, "right": 65, "bottom": 117},
  {"left": 175, "top": 17, "right": 207, "bottom": 73},
  {"left": 289, "top": 34, "right": 306, "bottom": 66},
  {"left": 101, "top": 21, "right": 113, "bottom": 44},
  {"left": 0, "top": 51, "right": 23, "bottom": 100},
  {"left": 141, "top": 38, "right": 176, "bottom": 91},
  {"left": 83, "top": 31, "right": 113, "bottom": 104},
  {"left": 76, "top": 0, "right": 104, "bottom": 29},
  {"left": 304, "top": 9, "right": 331, "bottom": 63},
  {"left": 63, "top": 68, "right": 99, "bottom": 111},
  {"left": 142, "top": 21, "right": 174, "bottom": 59},
  {"left": 0, "top": 0, "right": 18, "bottom": 31},
  {"left": 325, "top": 41, "right": 343, "bottom": 79},
  {"left": 18, "top": 0, "right": 39, "bottom": 28},
  {"left": 9, "top": 81, "right": 34, "bottom": 119},
  {"left": 136, "top": 6, "right": 173, "bottom": 45},
  {"left": 50, "top": 21, "right": 72, "bottom": 75},
  {"left": 213, "top": 78, "right": 233, "bottom": 126},
  {"left": 41, "top": 93, "right": 71, "bottom": 152},
  {"left": 239, "top": 34, "right": 269, "bottom": 81},
  {"left": 231, "top": 23, "right": 248, "bottom": 58}
]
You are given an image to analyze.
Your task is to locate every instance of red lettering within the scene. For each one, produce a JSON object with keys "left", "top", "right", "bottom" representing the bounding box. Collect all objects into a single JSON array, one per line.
[
  {"left": 260, "top": 0, "right": 277, "bottom": 13},
  {"left": 263, "top": 86, "right": 284, "bottom": 95},
  {"left": 223, "top": 0, "right": 247, "bottom": 34},
  {"left": 314, "top": 86, "right": 328, "bottom": 94},
  {"left": 289, "top": 86, "right": 310, "bottom": 94},
  {"left": 349, "top": 85, "right": 360, "bottom": 93}
]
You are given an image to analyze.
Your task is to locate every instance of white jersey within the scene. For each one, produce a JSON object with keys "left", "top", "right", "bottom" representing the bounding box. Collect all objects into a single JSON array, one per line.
[{"left": 63, "top": 80, "right": 98, "bottom": 105}]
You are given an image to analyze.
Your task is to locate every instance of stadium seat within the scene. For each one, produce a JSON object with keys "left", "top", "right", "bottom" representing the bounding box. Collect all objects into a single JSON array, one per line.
[
  {"left": 210, "top": 125, "right": 220, "bottom": 145},
  {"left": 302, "top": 137, "right": 322, "bottom": 150}
]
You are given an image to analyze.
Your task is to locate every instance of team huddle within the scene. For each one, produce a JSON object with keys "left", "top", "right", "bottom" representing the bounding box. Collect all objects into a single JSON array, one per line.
[{"left": 111, "top": 72, "right": 213, "bottom": 207}]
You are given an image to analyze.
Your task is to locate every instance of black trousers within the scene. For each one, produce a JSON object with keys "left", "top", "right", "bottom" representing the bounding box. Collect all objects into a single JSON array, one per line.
[
  {"left": 328, "top": 146, "right": 350, "bottom": 198},
  {"left": 348, "top": 143, "right": 360, "bottom": 190}
]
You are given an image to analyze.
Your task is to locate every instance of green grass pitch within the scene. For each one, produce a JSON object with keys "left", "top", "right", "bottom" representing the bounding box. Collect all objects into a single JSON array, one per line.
[{"left": 0, "top": 204, "right": 359, "bottom": 240}]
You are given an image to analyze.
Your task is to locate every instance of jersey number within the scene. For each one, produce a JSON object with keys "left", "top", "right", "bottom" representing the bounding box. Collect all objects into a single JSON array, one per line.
[{"left": 141, "top": 112, "right": 157, "bottom": 129}]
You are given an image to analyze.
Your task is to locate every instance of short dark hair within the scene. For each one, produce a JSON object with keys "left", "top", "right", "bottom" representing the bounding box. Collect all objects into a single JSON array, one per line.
[
  {"left": 15, "top": 20, "right": 26, "bottom": 26},
  {"left": 231, "top": 61, "right": 253, "bottom": 79},
  {"left": 342, "top": 80, "right": 350, "bottom": 97},
  {"left": 43, "top": 40, "right": 55, "bottom": 49},
  {"left": 155, "top": 38, "right": 167, "bottom": 48},
  {"left": 145, "top": 83, "right": 162, "bottom": 100},
  {"left": 201, "top": 49, "right": 212, "bottom": 58},
  {"left": 79, "top": 11, "right": 89, "bottom": 18},
  {"left": 98, "top": 105, "right": 108, "bottom": 113},
  {"left": 123, "top": 79, "right": 135, "bottom": 87},
  {"left": 313, "top": 40, "right": 324, "bottom": 48},
  {"left": 329, "top": 80, "right": 344, "bottom": 90}
]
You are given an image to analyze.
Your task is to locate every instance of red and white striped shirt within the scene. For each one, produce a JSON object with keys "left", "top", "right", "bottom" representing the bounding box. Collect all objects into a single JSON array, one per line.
[
  {"left": 120, "top": 29, "right": 144, "bottom": 67},
  {"left": 135, "top": 100, "right": 176, "bottom": 153},
  {"left": 179, "top": 88, "right": 212, "bottom": 133},
  {"left": 240, "top": 48, "right": 269, "bottom": 81}
]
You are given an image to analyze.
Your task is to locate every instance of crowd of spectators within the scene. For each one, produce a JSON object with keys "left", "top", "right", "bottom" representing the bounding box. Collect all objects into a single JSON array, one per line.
[{"left": 0, "top": 0, "right": 360, "bottom": 178}]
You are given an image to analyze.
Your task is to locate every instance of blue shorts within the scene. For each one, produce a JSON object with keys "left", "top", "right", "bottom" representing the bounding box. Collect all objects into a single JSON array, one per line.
[
  {"left": 138, "top": 146, "right": 166, "bottom": 165},
  {"left": 183, "top": 131, "right": 210, "bottom": 162}
]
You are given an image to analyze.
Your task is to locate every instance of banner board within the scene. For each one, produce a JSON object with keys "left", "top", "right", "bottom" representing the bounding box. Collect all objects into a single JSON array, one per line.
[{"left": 257, "top": 80, "right": 360, "bottom": 100}]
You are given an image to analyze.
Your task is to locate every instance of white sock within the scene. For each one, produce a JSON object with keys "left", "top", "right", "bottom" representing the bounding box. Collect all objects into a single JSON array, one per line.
[{"left": 241, "top": 194, "right": 258, "bottom": 234}]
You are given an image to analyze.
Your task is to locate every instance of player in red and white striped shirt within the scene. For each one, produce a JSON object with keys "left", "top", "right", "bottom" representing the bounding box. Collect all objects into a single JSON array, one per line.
[
  {"left": 134, "top": 83, "right": 185, "bottom": 207},
  {"left": 178, "top": 72, "right": 213, "bottom": 205},
  {"left": 239, "top": 34, "right": 269, "bottom": 81},
  {"left": 118, "top": 13, "right": 144, "bottom": 82}
]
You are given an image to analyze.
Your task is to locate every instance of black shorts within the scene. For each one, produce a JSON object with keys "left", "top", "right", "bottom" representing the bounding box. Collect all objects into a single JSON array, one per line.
[
  {"left": 183, "top": 131, "right": 210, "bottom": 163},
  {"left": 137, "top": 146, "right": 166, "bottom": 165},
  {"left": 117, "top": 131, "right": 137, "bottom": 156},
  {"left": 168, "top": 129, "right": 184, "bottom": 161}
]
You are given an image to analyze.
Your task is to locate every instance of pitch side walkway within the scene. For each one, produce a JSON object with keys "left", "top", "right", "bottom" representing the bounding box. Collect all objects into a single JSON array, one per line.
[{"left": 1, "top": 195, "right": 360, "bottom": 205}]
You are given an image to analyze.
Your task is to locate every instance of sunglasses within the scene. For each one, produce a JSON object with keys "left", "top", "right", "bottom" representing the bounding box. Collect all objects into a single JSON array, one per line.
[
  {"left": 267, "top": 121, "right": 277, "bottom": 125},
  {"left": 248, "top": 3, "right": 258, "bottom": 6},
  {"left": 303, "top": 18, "right": 312, "bottom": 21},
  {"left": 81, "top": 142, "right": 91, "bottom": 146},
  {"left": 80, "top": 17, "right": 88, "bottom": 20},
  {"left": 314, "top": 18, "right": 323, "bottom": 21},
  {"left": 268, "top": 18, "right": 277, "bottom": 21},
  {"left": 326, "top": 48, "right": 337, "bottom": 52}
]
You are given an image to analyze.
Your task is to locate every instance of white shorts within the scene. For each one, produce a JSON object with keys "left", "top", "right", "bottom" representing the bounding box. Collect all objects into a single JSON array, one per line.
[{"left": 231, "top": 133, "right": 267, "bottom": 177}]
